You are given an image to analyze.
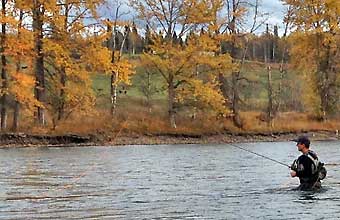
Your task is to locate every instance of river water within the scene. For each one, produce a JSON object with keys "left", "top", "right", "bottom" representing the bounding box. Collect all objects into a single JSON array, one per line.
[{"left": 0, "top": 141, "right": 339, "bottom": 219}]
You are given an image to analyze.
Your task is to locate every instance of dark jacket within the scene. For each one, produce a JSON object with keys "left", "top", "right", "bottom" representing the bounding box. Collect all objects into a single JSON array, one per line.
[{"left": 294, "top": 150, "right": 321, "bottom": 190}]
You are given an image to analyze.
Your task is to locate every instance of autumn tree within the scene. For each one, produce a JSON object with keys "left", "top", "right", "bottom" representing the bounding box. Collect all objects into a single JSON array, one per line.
[
  {"left": 30, "top": 0, "right": 48, "bottom": 125},
  {"left": 42, "top": 0, "right": 107, "bottom": 127},
  {"left": 264, "top": 24, "right": 274, "bottom": 128},
  {"left": 0, "top": 0, "right": 135, "bottom": 131},
  {"left": 215, "top": 0, "right": 267, "bottom": 128},
  {"left": 130, "top": 0, "right": 186, "bottom": 128},
  {"left": 13, "top": 0, "right": 134, "bottom": 128},
  {"left": 283, "top": 0, "right": 340, "bottom": 119},
  {"left": 131, "top": 0, "right": 231, "bottom": 128},
  {"left": 276, "top": 6, "right": 293, "bottom": 113},
  {"left": 0, "top": 1, "right": 37, "bottom": 131},
  {"left": 7, "top": 7, "right": 37, "bottom": 131},
  {"left": 105, "top": 0, "right": 135, "bottom": 115},
  {"left": 0, "top": 0, "right": 9, "bottom": 130}
]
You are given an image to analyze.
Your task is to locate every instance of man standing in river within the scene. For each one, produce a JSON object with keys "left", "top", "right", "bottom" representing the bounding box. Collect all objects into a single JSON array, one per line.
[{"left": 290, "top": 136, "right": 322, "bottom": 191}]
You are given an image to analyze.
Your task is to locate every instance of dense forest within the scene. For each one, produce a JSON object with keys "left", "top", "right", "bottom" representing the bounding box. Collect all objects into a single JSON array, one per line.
[{"left": 0, "top": 0, "right": 339, "bottom": 137}]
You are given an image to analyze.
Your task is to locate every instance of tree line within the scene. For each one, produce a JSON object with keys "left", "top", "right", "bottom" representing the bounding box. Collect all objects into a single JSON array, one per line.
[
  {"left": 129, "top": 0, "right": 339, "bottom": 129},
  {"left": 0, "top": 0, "right": 134, "bottom": 131},
  {"left": 0, "top": 0, "right": 339, "bottom": 132}
]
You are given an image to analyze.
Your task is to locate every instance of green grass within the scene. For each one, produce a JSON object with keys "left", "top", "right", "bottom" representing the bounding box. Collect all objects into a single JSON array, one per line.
[
  {"left": 92, "top": 64, "right": 167, "bottom": 105},
  {"left": 92, "top": 60, "right": 302, "bottom": 112}
]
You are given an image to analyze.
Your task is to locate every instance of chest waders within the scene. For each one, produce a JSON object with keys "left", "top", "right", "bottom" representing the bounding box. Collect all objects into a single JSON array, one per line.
[{"left": 299, "top": 151, "right": 326, "bottom": 190}]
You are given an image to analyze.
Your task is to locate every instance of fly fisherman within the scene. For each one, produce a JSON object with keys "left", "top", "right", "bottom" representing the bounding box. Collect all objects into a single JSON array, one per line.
[{"left": 290, "top": 136, "right": 326, "bottom": 191}]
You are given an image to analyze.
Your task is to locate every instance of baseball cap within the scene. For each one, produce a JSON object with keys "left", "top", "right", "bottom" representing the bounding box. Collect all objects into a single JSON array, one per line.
[{"left": 293, "top": 136, "right": 310, "bottom": 147}]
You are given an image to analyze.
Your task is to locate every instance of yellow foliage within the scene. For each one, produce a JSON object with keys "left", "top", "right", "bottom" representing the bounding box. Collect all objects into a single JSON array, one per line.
[
  {"left": 132, "top": 0, "right": 238, "bottom": 121},
  {"left": 285, "top": 0, "right": 340, "bottom": 116},
  {"left": 10, "top": 71, "right": 40, "bottom": 110},
  {"left": 178, "top": 79, "right": 227, "bottom": 114},
  {"left": 112, "top": 57, "right": 135, "bottom": 85},
  {"left": 141, "top": 30, "right": 233, "bottom": 114},
  {"left": 182, "top": 0, "right": 224, "bottom": 24},
  {"left": 64, "top": 79, "right": 97, "bottom": 117}
]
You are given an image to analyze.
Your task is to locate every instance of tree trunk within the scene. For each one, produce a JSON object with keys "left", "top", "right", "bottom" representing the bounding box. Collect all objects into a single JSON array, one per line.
[
  {"left": 106, "top": 20, "right": 116, "bottom": 116},
  {"left": 267, "top": 65, "right": 274, "bottom": 128},
  {"left": 277, "top": 21, "right": 289, "bottom": 113},
  {"left": 168, "top": 74, "right": 176, "bottom": 128},
  {"left": 277, "top": 67, "right": 285, "bottom": 113},
  {"left": 107, "top": 18, "right": 126, "bottom": 116},
  {"left": 33, "top": 2, "right": 46, "bottom": 125},
  {"left": 110, "top": 72, "right": 117, "bottom": 115},
  {"left": 1, "top": 0, "right": 7, "bottom": 130},
  {"left": 230, "top": 34, "right": 243, "bottom": 128},
  {"left": 264, "top": 27, "right": 274, "bottom": 128},
  {"left": 319, "top": 66, "right": 329, "bottom": 121},
  {"left": 58, "top": 67, "right": 66, "bottom": 120},
  {"left": 266, "top": 25, "right": 274, "bottom": 128},
  {"left": 320, "top": 41, "right": 337, "bottom": 120},
  {"left": 12, "top": 102, "right": 20, "bottom": 132},
  {"left": 218, "top": 73, "right": 228, "bottom": 102},
  {"left": 252, "top": 43, "right": 256, "bottom": 61},
  {"left": 147, "top": 71, "right": 152, "bottom": 113},
  {"left": 132, "top": 41, "right": 136, "bottom": 55},
  {"left": 228, "top": 2, "right": 243, "bottom": 129},
  {"left": 231, "top": 72, "right": 242, "bottom": 128},
  {"left": 12, "top": 10, "right": 24, "bottom": 132},
  {"left": 58, "top": 5, "right": 69, "bottom": 121}
]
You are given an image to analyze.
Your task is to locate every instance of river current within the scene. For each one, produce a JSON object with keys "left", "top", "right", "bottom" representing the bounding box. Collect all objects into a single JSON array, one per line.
[{"left": 0, "top": 141, "right": 339, "bottom": 219}]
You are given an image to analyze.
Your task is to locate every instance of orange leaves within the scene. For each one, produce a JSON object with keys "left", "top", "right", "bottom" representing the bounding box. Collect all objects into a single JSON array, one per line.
[
  {"left": 112, "top": 58, "right": 135, "bottom": 85},
  {"left": 104, "top": 19, "right": 130, "bottom": 29},
  {"left": 90, "top": 43, "right": 135, "bottom": 84},
  {"left": 0, "top": 16, "right": 18, "bottom": 26},
  {"left": 81, "top": 39, "right": 113, "bottom": 73},
  {"left": 10, "top": 71, "right": 40, "bottom": 110},
  {"left": 11, "top": 72, "right": 35, "bottom": 93},
  {"left": 182, "top": 0, "right": 223, "bottom": 24},
  {"left": 5, "top": 33, "right": 33, "bottom": 58},
  {"left": 326, "top": 0, "right": 340, "bottom": 14},
  {"left": 0, "top": 0, "right": 137, "bottom": 127},
  {"left": 0, "top": 1, "right": 36, "bottom": 111},
  {"left": 44, "top": 39, "right": 72, "bottom": 69},
  {"left": 283, "top": 0, "right": 338, "bottom": 33}
]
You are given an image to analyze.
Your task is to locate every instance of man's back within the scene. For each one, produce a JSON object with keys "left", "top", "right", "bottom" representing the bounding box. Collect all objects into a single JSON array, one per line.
[{"left": 295, "top": 151, "right": 320, "bottom": 190}]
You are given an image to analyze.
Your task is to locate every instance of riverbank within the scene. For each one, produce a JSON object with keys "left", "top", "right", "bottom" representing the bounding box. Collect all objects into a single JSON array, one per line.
[{"left": 1, "top": 130, "right": 339, "bottom": 148}]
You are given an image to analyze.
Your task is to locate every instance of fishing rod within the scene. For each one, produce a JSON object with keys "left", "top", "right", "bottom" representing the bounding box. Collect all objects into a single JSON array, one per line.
[{"left": 228, "top": 143, "right": 291, "bottom": 168}]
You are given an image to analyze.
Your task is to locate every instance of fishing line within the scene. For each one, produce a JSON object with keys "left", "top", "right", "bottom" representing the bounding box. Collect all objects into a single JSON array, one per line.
[{"left": 228, "top": 143, "right": 291, "bottom": 168}]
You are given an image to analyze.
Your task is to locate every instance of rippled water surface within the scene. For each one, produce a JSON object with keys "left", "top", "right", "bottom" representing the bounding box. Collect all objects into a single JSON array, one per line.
[{"left": 0, "top": 141, "right": 340, "bottom": 219}]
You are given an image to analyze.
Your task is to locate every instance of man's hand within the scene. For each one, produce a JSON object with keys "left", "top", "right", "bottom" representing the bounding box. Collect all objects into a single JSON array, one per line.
[{"left": 290, "top": 170, "right": 297, "bottom": 177}]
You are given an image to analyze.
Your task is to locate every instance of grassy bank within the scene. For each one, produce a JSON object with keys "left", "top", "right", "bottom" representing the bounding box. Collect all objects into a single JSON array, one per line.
[
  {"left": 1, "top": 60, "right": 339, "bottom": 146},
  {"left": 29, "top": 106, "right": 340, "bottom": 140},
  {"left": 1, "top": 110, "right": 339, "bottom": 147}
]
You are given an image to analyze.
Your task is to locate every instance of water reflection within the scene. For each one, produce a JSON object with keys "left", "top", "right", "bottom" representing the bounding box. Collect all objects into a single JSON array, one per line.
[
  {"left": 0, "top": 141, "right": 339, "bottom": 219},
  {"left": 298, "top": 192, "right": 320, "bottom": 201}
]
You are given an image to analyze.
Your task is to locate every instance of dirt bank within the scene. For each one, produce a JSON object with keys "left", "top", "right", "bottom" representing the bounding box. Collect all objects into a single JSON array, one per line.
[
  {"left": 0, "top": 133, "right": 95, "bottom": 148},
  {"left": 0, "top": 130, "right": 339, "bottom": 148}
]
